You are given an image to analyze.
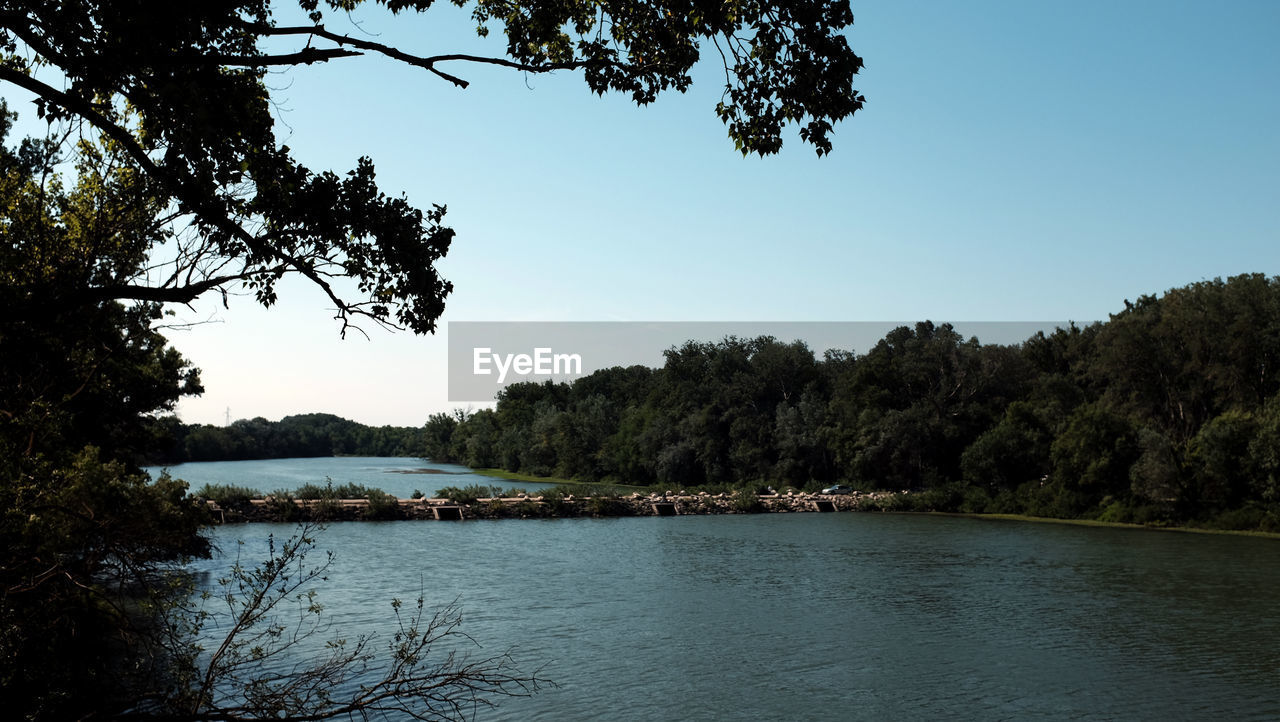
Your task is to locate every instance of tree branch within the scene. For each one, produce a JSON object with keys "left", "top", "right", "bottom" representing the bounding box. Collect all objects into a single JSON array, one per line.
[
  {"left": 194, "top": 47, "right": 364, "bottom": 67},
  {"left": 0, "top": 66, "right": 388, "bottom": 334},
  {"left": 86, "top": 272, "right": 265, "bottom": 305},
  {"left": 240, "top": 21, "right": 608, "bottom": 89}
]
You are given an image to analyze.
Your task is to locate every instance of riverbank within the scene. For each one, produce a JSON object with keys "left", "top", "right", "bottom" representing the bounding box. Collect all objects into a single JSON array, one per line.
[
  {"left": 201, "top": 492, "right": 1280, "bottom": 539},
  {"left": 937, "top": 512, "right": 1280, "bottom": 540},
  {"left": 468, "top": 467, "right": 648, "bottom": 490}
]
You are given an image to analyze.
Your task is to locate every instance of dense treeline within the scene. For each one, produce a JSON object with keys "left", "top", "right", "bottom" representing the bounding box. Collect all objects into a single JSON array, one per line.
[
  {"left": 148, "top": 413, "right": 427, "bottom": 463},
  {"left": 425, "top": 275, "right": 1280, "bottom": 530}
]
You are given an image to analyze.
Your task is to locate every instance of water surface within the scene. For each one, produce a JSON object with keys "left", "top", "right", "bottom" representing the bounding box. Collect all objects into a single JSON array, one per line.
[
  {"left": 191, "top": 494, "right": 1280, "bottom": 720},
  {"left": 148, "top": 456, "right": 560, "bottom": 497}
]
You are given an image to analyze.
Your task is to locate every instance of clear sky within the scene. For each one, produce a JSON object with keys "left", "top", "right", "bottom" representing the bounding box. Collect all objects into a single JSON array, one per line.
[{"left": 126, "top": 0, "right": 1279, "bottom": 427}]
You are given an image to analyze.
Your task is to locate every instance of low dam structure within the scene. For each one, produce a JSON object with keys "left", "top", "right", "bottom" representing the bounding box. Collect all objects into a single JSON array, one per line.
[{"left": 206, "top": 491, "right": 894, "bottom": 523}]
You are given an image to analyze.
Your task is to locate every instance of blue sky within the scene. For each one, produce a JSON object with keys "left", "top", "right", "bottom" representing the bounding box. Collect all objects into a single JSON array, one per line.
[{"left": 118, "top": 0, "right": 1280, "bottom": 426}]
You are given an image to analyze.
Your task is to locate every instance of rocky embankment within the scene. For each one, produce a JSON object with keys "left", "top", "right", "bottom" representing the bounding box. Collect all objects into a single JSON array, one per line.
[{"left": 207, "top": 490, "right": 896, "bottom": 523}]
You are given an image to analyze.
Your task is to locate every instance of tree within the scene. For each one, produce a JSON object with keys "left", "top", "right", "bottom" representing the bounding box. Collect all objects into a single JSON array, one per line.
[
  {"left": 0, "top": 0, "right": 865, "bottom": 336},
  {"left": 1249, "top": 394, "right": 1280, "bottom": 509},
  {"left": 451, "top": 408, "right": 500, "bottom": 468},
  {"left": 829, "top": 323, "right": 1028, "bottom": 488},
  {"left": 0, "top": 108, "right": 213, "bottom": 719},
  {"left": 773, "top": 391, "right": 833, "bottom": 484},
  {"left": 421, "top": 411, "right": 461, "bottom": 463},
  {"left": 2, "top": 4, "right": 866, "bottom": 715},
  {"left": 1049, "top": 402, "right": 1139, "bottom": 513},
  {"left": 960, "top": 400, "right": 1053, "bottom": 492},
  {"left": 1188, "top": 409, "right": 1258, "bottom": 512},
  {"left": 1090, "top": 276, "right": 1280, "bottom": 445}
]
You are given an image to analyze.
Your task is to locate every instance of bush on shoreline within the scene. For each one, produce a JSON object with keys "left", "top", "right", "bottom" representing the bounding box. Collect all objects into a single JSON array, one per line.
[
  {"left": 433, "top": 484, "right": 507, "bottom": 505},
  {"left": 294, "top": 479, "right": 373, "bottom": 500},
  {"left": 195, "top": 483, "right": 259, "bottom": 509}
]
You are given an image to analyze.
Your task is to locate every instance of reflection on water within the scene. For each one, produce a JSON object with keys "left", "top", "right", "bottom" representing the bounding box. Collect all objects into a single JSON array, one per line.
[{"left": 192, "top": 509, "right": 1280, "bottom": 720}]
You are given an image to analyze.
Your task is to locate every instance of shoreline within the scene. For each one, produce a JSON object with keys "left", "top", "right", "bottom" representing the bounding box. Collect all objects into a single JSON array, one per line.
[
  {"left": 202, "top": 495, "right": 1280, "bottom": 539},
  {"left": 468, "top": 467, "right": 649, "bottom": 490},
  {"left": 929, "top": 511, "right": 1280, "bottom": 540}
]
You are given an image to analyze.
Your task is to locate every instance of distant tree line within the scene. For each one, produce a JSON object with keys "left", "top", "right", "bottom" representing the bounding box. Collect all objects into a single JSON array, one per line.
[
  {"left": 424, "top": 275, "right": 1280, "bottom": 531},
  {"left": 148, "top": 412, "right": 428, "bottom": 463}
]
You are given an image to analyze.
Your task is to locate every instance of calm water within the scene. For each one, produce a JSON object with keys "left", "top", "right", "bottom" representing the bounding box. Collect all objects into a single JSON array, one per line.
[
  {"left": 147, "top": 456, "right": 562, "bottom": 497},
  {"left": 186, "top": 463, "right": 1280, "bottom": 720}
]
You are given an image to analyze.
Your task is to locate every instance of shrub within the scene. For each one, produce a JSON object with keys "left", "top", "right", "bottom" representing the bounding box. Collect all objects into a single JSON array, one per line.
[
  {"left": 1096, "top": 499, "right": 1133, "bottom": 524},
  {"left": 986, "top": 490, "right": 1020, "bottom": 514},
  {"left": 1262, "top": 509, "right": 1280, "bottom": 534},
  {"left": 1130, "top": 504, "right": 1169, "bottom": 526},
  {"left": 1016, "top": 479, "right": 1090, "bottom": 519},
  {"left": 196, "top": 483, "right": 259, "bottom": 509},
  {"left": 731, "top": 487, "right": 763, "bottom": 513},
  {"left": 862, "top": 493, "right": 911, "bottom": 512},
  {"left": 1206, "top": 505, "right": 1267, "bottom": 531},
  {"left": 913, "top": 483, "right": 964, "bottom": 512},
  {"left": 265, "top": 490, "right": 303, "bottom": 521},
  {"left": 307, "top": 497, "right": 344, "bottom": 521},
  {"left": 511, "top": 500, "right": 543, "bottom": 518},
  {"left": 541, "top": 495, "right": 574, "bottom": 516},
  {"left": 364, "top": 489, "right": 401, "bottom": 520},
  {"left": 959, "top": 486, "right": 993, "bottom": 514},
  {"left": 294, "top": 478, "right": 372, "bottom": 499},
  {"left": 536, "top": 483, "right": 626, "bottom": 499},
  {"left": 331, "top": 481, "right": 374, "bottom": 498},
  {"left": 587, "top": 496, "right": 630, "bottom": 516},
  {"left": 801, "top": 480, "right": 828, "bottom": 494},
  {"left": 434, "top": 484, "right": 504, "bottom": 505}
]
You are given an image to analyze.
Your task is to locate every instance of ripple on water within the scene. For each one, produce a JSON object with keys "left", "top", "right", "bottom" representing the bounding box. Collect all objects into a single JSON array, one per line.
[{"left": 196, "top": 512, "right": 1280, "bottom": 720}]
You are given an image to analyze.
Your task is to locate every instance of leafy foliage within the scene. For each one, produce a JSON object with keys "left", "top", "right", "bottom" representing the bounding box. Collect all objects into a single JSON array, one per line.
[
  {"left": 731, "top": 486, "right": 764, "bottom": 513},
  {"left": 293, "top": 479, "right": 375, "bottom": 500},
  {"left": 433, "top": 483, "right": 506, "bottom": 504},
  {"left": 196, "top": 483, "right": 261, "bottom": 509},
  {"left": 0, "top": 0, "right": 864, "bottom": 335},
  {"left": 364, "top": 488, "right": 402, "bottom": 520},
  {"left": 0, "top": 107, "right": 213, "bottom": 718}
]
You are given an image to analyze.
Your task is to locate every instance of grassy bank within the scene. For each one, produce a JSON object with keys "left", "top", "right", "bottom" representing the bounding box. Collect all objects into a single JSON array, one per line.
[
  {"left": 469, "top": 468, "right": 648, "bottom": 490},
  {"left": 931, "top": 511, "right": 1280, "bottom": 540}
]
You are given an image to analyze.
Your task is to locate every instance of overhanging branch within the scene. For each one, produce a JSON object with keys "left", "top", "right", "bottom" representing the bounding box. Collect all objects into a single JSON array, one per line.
[
  {"left": 0, "top": 65, "right": 384, "bottom": 332},
  {"left": 239, "top": 21, "right": 607, "bottom": 89}
]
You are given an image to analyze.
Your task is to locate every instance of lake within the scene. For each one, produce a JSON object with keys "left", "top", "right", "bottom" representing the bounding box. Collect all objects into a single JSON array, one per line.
[
  {"left": 147, "top": 456, "right": 564, "bottom": 498},
  {"left": 179, "top": 460, "right": 1280, "bottom": 720}
]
